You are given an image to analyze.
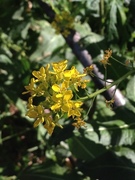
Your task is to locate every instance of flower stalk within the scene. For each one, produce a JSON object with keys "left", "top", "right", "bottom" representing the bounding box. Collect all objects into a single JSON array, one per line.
[{"left": 80, "top": 68, "right": 135, "bottom": 101}]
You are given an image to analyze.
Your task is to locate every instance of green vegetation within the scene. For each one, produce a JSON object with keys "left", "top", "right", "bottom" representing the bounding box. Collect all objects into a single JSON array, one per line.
[{"left": 0, "top": 0, "right": 135, "bottom": 180}]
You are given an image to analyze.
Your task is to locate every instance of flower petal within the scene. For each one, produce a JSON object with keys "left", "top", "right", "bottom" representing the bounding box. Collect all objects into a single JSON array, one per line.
[
  {"left": 52, "top": 84, "right": 60, "bottom": 92},
  {"left": 63, "top": 90, "right": 73, "bottom": 101}
]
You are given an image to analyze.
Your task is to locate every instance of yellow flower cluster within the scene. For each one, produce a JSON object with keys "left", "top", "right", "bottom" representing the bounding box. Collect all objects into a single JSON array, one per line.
[
  {"left": 100, "top": 49, "right": 112, "bottom": 68},
  {"left": 23, "top": 60, "right": 89, "bottom": 134},
  {"left": 51, "top": 11, "right": 74, "bottom": 37},
  {"left": 84, "top": 65, "right": 94, "bottom": 76}
]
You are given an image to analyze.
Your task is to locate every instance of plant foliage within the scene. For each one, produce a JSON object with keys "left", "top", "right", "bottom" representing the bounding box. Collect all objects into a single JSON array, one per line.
[{"left": 0, "top": 0, "right": 135, "bottom": 180}]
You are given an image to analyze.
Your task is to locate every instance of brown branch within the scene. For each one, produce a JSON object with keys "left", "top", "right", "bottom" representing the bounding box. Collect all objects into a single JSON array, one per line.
[{"left": 38, "top": 0, "right": 126, "bottom": 108}]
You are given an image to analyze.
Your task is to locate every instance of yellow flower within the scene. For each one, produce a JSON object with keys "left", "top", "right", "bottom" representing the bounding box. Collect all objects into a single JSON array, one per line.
[
  {"left": 26, "top": 104, "right": 45, "bottom": 128},
  {"left": 100, "top": 49, "right": 112, "bottom": 68},
  {"left": 52, "top": 83, "right": 66, "bottom": 93},
  {"left": 51, "top": 81, "right": 83, "bottom": 119},
  {"left": 32, "top": 67, "right": 46, "bottom": 81},
  {"left": 64, "top": 66, "right": 88, "bottom": 91},
  {"left": 51, "top": 10, "right": 74, "bottom": 37},
  {"left": 22, "top": 78, "right": 36, "bottom": 95},
  {"left": 62, "top": 100, "right": 83, "bottom": 118},
  {"left": 23, "top": 60, "right": 87, "bottom": 134},
  {"left": 43, "top": 115, "right": 55, "bottom": 135},
  {"left": 29, "top": 105, "right": 57, "bottom": 135},
  {"left": 51, "top": 84, "right": 73, "bottom": 111},
  {"left": 27, "top": 104, "right": 44, "bottom": 119},
  {"left": 67, "top": 101, "right": 83, "bottom": 117},
  {"left": 64, "top": 66, "right": 86, "bottom": 79},
  {"left": 33, "top": 118, "right": 43, "bottom": 127},
  {"left": 52, "top": 60, "right": 68, "bottom": 73},
  {"left": 51, "top": 60, "right": 68, "bottom": 80},
  {"left": 84, "top": 65, "right": 94, "bottom": 76},
  {"left": 72, "top": 117, "right": 85, "bottom": 128},
  {"left": 27, "top": 97, "right": 33, "bottom": 109},
  {"left": 44, "top": 122, "right": 55, "bottom": 135}
]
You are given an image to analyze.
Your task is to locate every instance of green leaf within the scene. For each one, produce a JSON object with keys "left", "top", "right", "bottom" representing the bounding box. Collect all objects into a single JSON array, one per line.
[
  {"left": 29, "top": 21, "right": 65, "bottom": 63},
  {"left": 115, "top": 147, "right": 135, "bottom": 164},
  {"left": 79, "top": 151, "right": 135, "bottom": 180},
  {"left": 19, "top": 161, "right": 67, "bottom": 180},
  {"left": 0, "top": 54, "right": 12, "bottom": 64},
  {"left": 0, "top": 176, "right": 16, "bottom": 180},
  {"left": 12, "top": 6, "right": 24, "bottom": 20},
  {"left": 107, "top": 0, "right": 119, "bottom": 40},
  {"left": 118, "top": 128, "right": 135, "bottom": 146},
  {"left": 117, "top": 4, "right": 127, "bottom": 25},
  {"left": 125, "top": 100, "right": 135, "bottom": 113},
  {"left": 19, "top": 160, "right": 82, "bottom": 180},
  {"left": 68, "top": 135, "right": 106, "bottom": 161},
  {"left": 126, "top": 75, "right": 135, "bottom": 102}
]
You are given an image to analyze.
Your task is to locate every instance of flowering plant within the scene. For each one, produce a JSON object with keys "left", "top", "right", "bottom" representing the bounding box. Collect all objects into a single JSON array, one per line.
[
  {"left": 23, "top": 60, "right": 89, "bottom": 134},
  {"left": 23, "top": 50, "right": 135, "bottom": 135}
]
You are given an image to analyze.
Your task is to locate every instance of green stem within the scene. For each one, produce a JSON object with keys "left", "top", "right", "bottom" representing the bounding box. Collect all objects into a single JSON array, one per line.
[
  {"left": 93, "top": 74, "right": 111, "bottom": 83},
  {"left": 0, "top": 128, "right": 32, "bottom": 143},
  {"left": 104, "top": 67, "right": 107, "bottom": 87},
  {"left": 80, "top": 69, "right": 135, "bottom": 101},
  {"left": 111, "top": 56, "right": 133, "bottom": 69},
  {"left": 86, "top": 96, "right": 96, "bottom": 116}
]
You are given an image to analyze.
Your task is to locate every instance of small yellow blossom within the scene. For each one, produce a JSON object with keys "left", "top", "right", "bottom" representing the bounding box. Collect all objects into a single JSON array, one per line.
[
  {"left": 100, "top": 49, "right": 112, "bottom": 68},
  {"left": 84, "top": 65, "right": 94, "bottom": 76},
  {"left": 72, "top": 117, "right": 85, "bottom": 128},
  {"left": 105, "top": 99, "right": 114, "bottom": 108},
  {"left": 52, "top": 60, "right": 68, "bottom": 73},
  {"left": 51, "top": 90, "right": 73, "bottom": 111},
  {"left": 61, "top": 100, "right": 83, "bottom": 118},
  {"left": 22, "top": 78, "right": 36, "bottom": 95},
  {"left": 64, "top": 66, "right": 89, "bottom": 91},
  {"left": 51, "top": 60, "right": 68, "bottom": 80},
  {"left": 44, "top": 116, "right": 56, "bottom": 135},
  {"left": 51, "top": 10, "right": 74, "bottom": 37},
  {"left": 32, "top": 67, "right": 46, "bottom": 81}
]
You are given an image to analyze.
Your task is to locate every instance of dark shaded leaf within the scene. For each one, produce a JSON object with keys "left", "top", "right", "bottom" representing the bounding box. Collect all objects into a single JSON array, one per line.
[
  {"left": 19, "top": 160, "right": 82, "bottom": 180},
  {"left": 80, "top": 151, "right": 135, "bottom": 180},
  {"left": 68, "top": 135, "right": 106, "bottom": 161}
]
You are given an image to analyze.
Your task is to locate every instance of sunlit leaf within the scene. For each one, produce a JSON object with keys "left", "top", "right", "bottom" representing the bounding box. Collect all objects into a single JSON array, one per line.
[{"left": 126, "top": 75, "right": 135, "bottom": 102}]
